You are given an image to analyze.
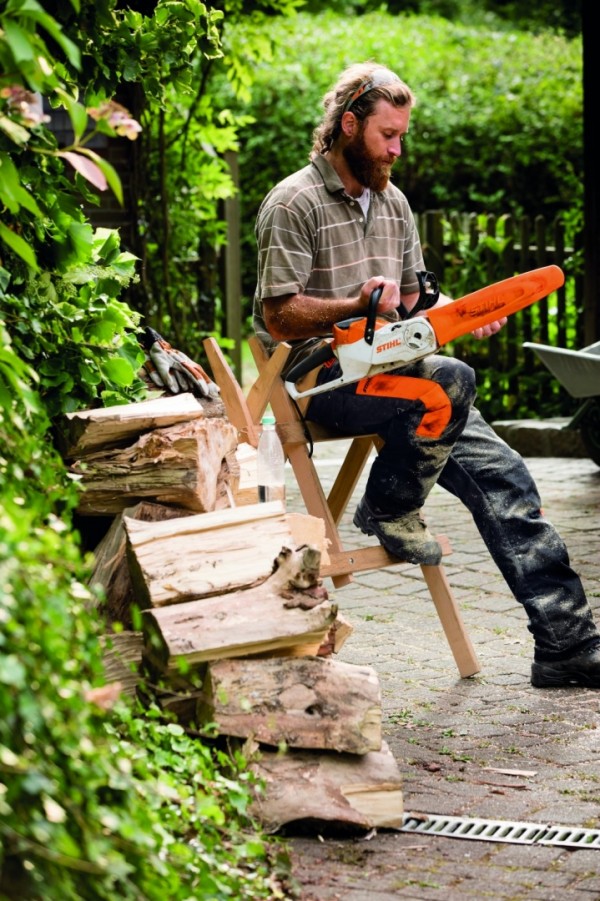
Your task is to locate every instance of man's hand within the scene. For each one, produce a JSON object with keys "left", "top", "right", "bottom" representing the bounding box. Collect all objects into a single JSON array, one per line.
[
  {"left": 471, "top": 317, "right": 507, "bottom": 340},
  {"left": 360, "top": 276, "right": 400, "bottom": 315},
  {"left": 141, "top": 327, "right": 220, "bottom": 398}
]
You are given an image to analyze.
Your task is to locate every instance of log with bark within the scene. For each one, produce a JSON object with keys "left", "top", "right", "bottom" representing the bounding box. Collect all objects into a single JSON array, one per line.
[
  {"left": 141, "top": 544, "right": 337, "bottom": 675},
  {"left": 248, "top": 739, "right": 403, "bottom": 834},
  {"left": 198, "top": 655, "right": 381, "bottom": 754},
  {"left": 125, "top": 501, "right": 329, "bottom": 609},
  {"left": 69, "top": 417, "right": 238, "bottom": 516},
  {"left": 151, "top": 685, "right": 206, "bottom": 724}
]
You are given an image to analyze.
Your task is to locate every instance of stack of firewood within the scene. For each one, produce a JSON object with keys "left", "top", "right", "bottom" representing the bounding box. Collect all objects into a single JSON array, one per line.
[{"left": 57, "top": 392, "right": 404, "bottom": 833}]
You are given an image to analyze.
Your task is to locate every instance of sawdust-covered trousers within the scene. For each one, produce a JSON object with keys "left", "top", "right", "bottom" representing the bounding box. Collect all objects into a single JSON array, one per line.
[{"left": 307, "top": 353, "right": 600, "bottom": 660}]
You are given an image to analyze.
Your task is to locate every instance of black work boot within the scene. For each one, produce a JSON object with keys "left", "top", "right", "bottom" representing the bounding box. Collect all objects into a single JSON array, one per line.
[
  {"left": 531, "top": 643, "right": 600, "bottom": 688},
  {"left": 353, "top": 495, "right": 442, "bottom": 565}
]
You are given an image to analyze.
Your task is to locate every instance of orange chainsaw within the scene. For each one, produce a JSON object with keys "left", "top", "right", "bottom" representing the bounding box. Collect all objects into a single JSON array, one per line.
[{"left": 284, "top": 265, "right": 564, "bottom": 400}]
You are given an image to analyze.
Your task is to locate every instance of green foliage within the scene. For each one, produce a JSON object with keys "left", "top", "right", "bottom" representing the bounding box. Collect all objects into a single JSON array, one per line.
[
  {"left": 0, "top": 0, "right": 301, "bottom": 896},
  {"left": 20, "top": 0, "right": 308, "bottom": 355},
  {"left": 104, "top": 706, "right": 292, "bottom": 900},
  {"left": 116, "top": 0, "right": 305, "bottom": 350},
  {"left": 0, "top": 229, "right": 146, "bottom": 416},
  {"left": 305, "top": 0, "right": 583, "bottom": 37},
  {"left": 0, "top": 0, "right": 150, "bottom": 414},
  {"left": 47, "top": 0, "right": 226, "bottom": 105},
  {"left": 218, "top": 10, "right": 582, "bottom": 310},
  {"left": 0, "top": 321, "right": 65, "bottom": 522}
]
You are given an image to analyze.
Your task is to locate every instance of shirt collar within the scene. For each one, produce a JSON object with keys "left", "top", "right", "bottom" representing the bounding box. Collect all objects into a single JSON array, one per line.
[{"left": 311, "top": 154, "right": 348, "bottom": 195}]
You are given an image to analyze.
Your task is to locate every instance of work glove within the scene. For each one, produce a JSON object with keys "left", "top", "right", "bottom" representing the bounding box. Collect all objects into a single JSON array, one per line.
[{"left": 141, "top": 327, "right": 220, "bottom": 399}]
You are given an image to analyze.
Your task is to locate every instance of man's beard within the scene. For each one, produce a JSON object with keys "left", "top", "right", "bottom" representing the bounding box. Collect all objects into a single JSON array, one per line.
[{"left": 343, "top": 127, "right": 394, "bottom": 192}]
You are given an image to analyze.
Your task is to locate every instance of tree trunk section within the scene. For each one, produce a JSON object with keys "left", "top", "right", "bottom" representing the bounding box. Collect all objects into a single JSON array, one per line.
[
  {"left": 70, "top": 418, "right": 237, "bottom": 515},
  {"left": 198, "top": 655, "right": 381, "bottom": 754},
  {"left": 125, "top": 502, "right": 328, "bottom": 608},
  {"left": 141, "top": 546, "right": 337, "bottom": 675}
]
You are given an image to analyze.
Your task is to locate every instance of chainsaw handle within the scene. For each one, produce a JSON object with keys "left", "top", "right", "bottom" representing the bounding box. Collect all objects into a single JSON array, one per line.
[
  {"left": 285, "top": 341, "right": 336, "bottom": 386},
  {"left": 399, "top": 270, "right": 440, "bottom": 320},
  {"left": 365, "top": 285, "right": 383, "bottom": 345}
]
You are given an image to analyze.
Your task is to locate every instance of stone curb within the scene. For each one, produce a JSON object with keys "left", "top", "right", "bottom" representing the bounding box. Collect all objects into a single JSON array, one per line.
[{"left": 492, "top": 417, "right": 589, "bottom": 458}]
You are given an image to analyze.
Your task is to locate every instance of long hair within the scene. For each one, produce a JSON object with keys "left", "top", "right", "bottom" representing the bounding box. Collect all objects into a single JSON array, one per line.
[{"left": 310, "top": 62, "right": 416, "bottom": 160}]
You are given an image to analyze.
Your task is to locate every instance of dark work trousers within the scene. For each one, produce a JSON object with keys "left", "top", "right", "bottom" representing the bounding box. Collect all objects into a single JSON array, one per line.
[{"left": 307, "top": 353, "right": 600, "bottom": 661}]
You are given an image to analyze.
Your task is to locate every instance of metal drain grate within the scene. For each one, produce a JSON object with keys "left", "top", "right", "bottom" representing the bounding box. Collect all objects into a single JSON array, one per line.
[{"left": 400, "top": 813, "right": 600, "bottom": 849}]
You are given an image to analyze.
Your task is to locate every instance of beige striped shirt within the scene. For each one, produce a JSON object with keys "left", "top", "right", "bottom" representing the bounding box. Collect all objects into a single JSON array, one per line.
[{"left": 253, "top": 153, "right": 425, "bottom": 369}]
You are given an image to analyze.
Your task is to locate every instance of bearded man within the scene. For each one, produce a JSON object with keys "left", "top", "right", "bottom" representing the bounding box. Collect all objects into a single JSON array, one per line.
[{"left": 252, "top": 62, "right": 600, "bottom": 688}]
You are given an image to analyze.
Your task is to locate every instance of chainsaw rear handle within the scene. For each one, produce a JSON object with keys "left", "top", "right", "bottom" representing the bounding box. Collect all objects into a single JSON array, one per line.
[
  {"left": 285, "top": 341, "right": 336, "bottom": 385},
  {"left": 364, "top": 285, "right": 384, "bottom": 345}
]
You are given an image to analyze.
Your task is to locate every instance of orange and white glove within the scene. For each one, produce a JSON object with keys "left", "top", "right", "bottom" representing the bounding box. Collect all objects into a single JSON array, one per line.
[{"left": 142, "top": 327, "right": 220, "bottom": 398}]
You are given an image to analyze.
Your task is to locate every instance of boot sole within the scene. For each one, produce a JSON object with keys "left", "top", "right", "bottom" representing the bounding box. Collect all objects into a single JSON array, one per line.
[{"left": 531, "top": 664, "right": 600, "bottom": 688}]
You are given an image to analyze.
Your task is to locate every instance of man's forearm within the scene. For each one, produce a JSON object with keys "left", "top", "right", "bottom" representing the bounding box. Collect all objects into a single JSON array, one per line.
[
  {"left": 263, "top": 293, "right": 365, "bottom": 341},
  {"left": 262, "top": 277, "right": 406, "bottom": 341}
]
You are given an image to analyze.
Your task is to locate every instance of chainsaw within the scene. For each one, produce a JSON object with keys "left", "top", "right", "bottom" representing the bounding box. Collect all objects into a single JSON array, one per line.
[{"left": 284, "top": 265, "right": 565, "bottom": 400}]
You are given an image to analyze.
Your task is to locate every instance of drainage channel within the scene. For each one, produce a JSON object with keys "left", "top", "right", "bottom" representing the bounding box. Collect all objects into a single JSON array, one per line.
[{"left": 400, "top": 813, "right": 600, "bottom": 849}]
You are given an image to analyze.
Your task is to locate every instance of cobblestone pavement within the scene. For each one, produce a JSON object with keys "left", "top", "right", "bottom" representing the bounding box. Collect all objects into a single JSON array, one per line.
[{"left": 282, "top": 447, "right": 600, "bottom": 901}]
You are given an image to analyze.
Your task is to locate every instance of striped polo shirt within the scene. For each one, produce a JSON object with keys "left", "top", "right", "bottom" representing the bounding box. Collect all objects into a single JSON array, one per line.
[{"left": 252, "top": 153, "right": 425, "bottom": 370}]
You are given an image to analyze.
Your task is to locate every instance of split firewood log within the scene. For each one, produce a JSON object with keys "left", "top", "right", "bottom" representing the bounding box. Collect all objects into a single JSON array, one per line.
[
  {"left": 124, "top": 502, "right": 328, "bottom": 609},
  {"left": 56, "top": 392, "right": 218, "bottom": 459},
  {"left": 69, "top": 417, "right": 237, "bottom": 515},
  {"left": 141, "top": 543, "right": 337, "bottom": 675},
  {"left": 248, "top": 739, "right": 403, "bottom": 834}
]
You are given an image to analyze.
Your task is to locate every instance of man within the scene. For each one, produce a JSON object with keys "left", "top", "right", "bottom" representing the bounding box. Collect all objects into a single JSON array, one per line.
[{"left": 252, "top": 61, "right": 600, "bottom": 688}]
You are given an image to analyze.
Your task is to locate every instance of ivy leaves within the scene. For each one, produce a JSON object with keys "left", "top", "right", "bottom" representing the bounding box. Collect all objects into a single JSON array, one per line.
[{"left": 1, "top": 228, "right": 146, "bottom": 415}]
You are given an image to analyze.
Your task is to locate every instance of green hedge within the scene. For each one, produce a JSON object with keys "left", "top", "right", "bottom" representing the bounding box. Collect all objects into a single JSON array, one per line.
[{"left": 220, "top": 10, "right": 582, "bottom": 306}]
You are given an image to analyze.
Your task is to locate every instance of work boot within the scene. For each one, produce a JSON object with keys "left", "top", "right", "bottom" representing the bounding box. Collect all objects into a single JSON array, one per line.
[
  {"left": 353, "top": 495, "right": 442, "bottom": 565},
  {"left": 531, "top": 643, "right": 600, "bottom": 688}
]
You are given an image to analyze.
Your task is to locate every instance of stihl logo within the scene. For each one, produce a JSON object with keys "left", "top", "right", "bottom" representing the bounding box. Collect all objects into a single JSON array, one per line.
[
  {"left": 458, "top": 295, "right": 512, "bottom": 317},
  {"left": 376, "top": 338, "right": 404, "bottom": 353}
]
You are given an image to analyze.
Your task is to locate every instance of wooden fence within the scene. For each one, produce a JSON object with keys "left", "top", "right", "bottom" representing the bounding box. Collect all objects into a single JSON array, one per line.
[{"left": 413, "top": 210, "right": 584, "bottom": 420}]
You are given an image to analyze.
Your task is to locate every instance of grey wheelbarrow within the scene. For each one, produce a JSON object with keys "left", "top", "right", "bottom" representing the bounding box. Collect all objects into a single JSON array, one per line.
[{"left": 523, "top": 339, "right": 600, "bottom": 466}]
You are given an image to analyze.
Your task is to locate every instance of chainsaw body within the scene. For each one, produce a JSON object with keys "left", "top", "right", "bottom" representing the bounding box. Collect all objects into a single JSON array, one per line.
[{"left": 285, "top": 314, "right": 439, "bottom": 400}]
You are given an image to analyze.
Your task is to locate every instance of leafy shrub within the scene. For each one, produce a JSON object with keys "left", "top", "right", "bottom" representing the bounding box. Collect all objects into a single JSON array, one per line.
[{"left": 0, "top": 230, "right": 146, "bottom": 417}]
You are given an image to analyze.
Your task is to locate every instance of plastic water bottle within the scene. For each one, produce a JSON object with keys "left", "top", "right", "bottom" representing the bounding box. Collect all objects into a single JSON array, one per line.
[{"left": 257, "top": 414, "right": 286, "bottom": 505}]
